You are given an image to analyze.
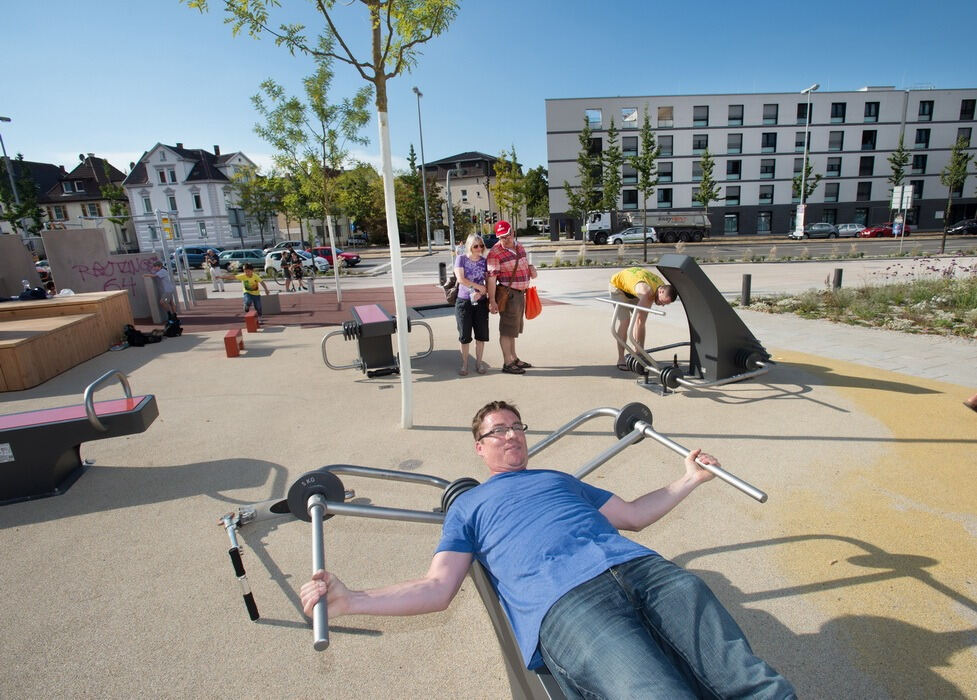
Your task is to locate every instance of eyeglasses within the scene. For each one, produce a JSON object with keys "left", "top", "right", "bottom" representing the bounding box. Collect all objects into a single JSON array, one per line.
[
  {"left": 477, "top": 422, "right": 529, "bottom": 441},
  {"left": 471, "top": 244, "right": 484, "bottom": 249}
]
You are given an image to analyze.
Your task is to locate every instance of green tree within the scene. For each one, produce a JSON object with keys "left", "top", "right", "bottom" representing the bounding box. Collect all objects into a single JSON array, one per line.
[
  {"left": 791, "top": 156, "right": 822, "bottom": 202},
  {"left": 563, "top": 116, "right": 602, "bottom": 242},
  {"left": 99, "top": 161, "right": 131, "bottom": 228},
  {"left": 0, "top": 154, "right": 45, "bottom": 235},
  {"left": 395, "top": 144, "right": 425, "bottom": 247},
  {"left": 938, "top": 135, "right": 974, "bottom": 253},
  {"left": 491, "top": 146, "right": 525, "bottom": 225},
  {"left": 229, "top": 165, "right": 280, "bottom": 247},
  {"left": 629, "top": 107, "right": 659, "bottom": 261},
  {"left": 692, "top": 149, "right": 720, "bottom": 219},
  {"left": 887, "top": 134, "right": 910, "bottom": 187},
  {"left": 600, "top": 117, "right": 622, "bottom": 215},
  {"left": 336, "top": 162, "right": 385, "bottom": 239},
  {"left": 523, "top": 166, "right": 548, "bottom": 218}
]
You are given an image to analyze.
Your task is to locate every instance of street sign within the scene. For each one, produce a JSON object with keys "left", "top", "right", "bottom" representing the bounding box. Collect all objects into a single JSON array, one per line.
[
  {"left": 161, "top": 216, "right": 173, "bottom": 240},
  {"left": 891, "top": 186, "right": 913, "bottom": 210}
]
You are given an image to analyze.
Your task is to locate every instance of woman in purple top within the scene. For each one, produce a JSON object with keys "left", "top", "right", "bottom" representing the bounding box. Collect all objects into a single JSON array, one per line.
[{"left": 453, "top": 233, "right": 490, "bottom": 375}]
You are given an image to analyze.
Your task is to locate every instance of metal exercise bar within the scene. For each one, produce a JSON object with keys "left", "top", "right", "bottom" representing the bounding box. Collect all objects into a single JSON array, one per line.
[
  {"left": 573, "top": 428, "right": 647, "bottom": 480},
  {"left": 528, "top": 407, "right": 619, "bottom": 457},
  {"left": 220, "top": 513, "right": 259, "bottom": 621},
  {"left": 83, "top": 369, "right": 133, "bottom": 432},
  {"left": 597, "top": 297, "right": 668, "bottom": 371},
  {"left": 308, "top": 494, "right": 330, "bottom": 651},
  {"left": 673, "top": 363, "right": 771, "bottom": 390}
]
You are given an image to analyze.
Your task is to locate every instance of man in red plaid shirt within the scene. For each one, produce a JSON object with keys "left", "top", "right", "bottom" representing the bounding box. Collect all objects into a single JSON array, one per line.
[{"left": 486, "top": 220, "right": 537, "bottom": 375}]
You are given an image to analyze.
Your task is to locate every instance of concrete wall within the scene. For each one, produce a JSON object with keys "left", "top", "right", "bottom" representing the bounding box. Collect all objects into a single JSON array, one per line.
[
  {"left": 0, "top": 235, "right": 43, "bottom": 297},
  {"left": 41, "top": 228, "right": 160, "bottom": 317}
]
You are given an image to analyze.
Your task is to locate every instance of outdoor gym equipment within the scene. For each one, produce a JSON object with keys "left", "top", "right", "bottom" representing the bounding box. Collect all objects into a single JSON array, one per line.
[
  {"left": 601, "top": 254, "right": 772, "bottom": 395},
  {"left": 216, "top": 402, "right": 766, "bottom": 699},
  {"left": 0, "top": 369, "right": 158, "bottom": 505},
  {"left": 320, "top": 303, "right": 433, "bottom": 377}
]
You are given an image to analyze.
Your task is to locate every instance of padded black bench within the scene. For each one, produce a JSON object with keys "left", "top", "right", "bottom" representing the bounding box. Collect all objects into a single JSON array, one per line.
[{"left": 0, "top": 370, "right": 158, "bottom": 505}]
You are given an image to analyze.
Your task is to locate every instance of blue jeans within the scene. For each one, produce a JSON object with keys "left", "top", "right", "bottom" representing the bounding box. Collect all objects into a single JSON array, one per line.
[
  {"left": 243, "top": 293, "right": 262, "bottom": 317},
  {"left": 538, "top": 554, "right": 795, "bottom": 699}
]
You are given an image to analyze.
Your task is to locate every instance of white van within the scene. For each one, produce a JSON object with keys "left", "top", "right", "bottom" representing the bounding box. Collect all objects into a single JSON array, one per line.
[{"left": 529, "top": 218, "right": 550, "bottom": 233}]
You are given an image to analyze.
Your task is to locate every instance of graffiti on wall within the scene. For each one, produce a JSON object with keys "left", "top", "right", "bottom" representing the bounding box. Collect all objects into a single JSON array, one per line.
[{"left": 72, "top": 256, "right": 161, "bottom": 293}]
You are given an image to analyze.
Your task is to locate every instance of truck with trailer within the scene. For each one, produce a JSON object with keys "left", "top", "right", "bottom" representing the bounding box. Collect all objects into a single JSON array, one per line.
[{"left": 584, "top": 211, "right": 711, "bottom": 244}]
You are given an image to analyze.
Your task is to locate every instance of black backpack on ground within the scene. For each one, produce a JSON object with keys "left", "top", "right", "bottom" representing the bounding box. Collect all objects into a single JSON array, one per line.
[
  {"left": 163, "top": 317, "right": 183, "bottom": 337},
  {"left": 123, "top": 324, "right": 164, "bottom": 346}
]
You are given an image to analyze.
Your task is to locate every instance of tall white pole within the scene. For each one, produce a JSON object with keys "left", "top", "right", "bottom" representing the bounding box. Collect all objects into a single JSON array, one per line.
[
  {"left": 413, "top": 87, "right": 432, "bottom": 254},
  {"left": 797, "top": 83, "right": 819, "bottom": 235},
  {"left": 446, "top": 168, "right": 455, "bottom": 252},
  {"left": 377, "top": 110, "right": 414, "bottom": 428}
]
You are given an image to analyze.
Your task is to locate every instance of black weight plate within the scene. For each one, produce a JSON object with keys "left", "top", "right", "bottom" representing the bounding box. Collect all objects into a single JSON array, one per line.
[
  {"left": 286, "top": 469, "right": 346, "bottom": 521},
  {"left": 440, "top": 477, "right": 481, "bottom": 513},
  {"left": 614, "top": 403, "right": 654, "bottom": 441}
]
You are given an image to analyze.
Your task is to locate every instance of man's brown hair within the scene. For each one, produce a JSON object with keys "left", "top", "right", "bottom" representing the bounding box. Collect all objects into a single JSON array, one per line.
[{"left": 471, "top": 400, "right": 521, "bottom": 439}]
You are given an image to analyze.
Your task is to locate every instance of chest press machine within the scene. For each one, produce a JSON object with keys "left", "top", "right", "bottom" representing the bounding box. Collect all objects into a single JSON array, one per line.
[
  {"left": 217, "top": 402, "right": 766, "bottom": 699},
  {"left": 603, "top": 254, "right": 774, "bottom": 395}
]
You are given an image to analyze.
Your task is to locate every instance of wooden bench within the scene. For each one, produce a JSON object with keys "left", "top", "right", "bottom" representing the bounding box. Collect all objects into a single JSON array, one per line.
[
  {"left": 244, "top": 309, "right": 259, "bottom": 333},
  {"left": 0, "top": 314, "right": 102, "bottom": 391},
  {"left": 224, "top": 328, "right": 244, "bottom": 358},
  {"left": 0, "top": 370, "right": 158, "bottom": 504}
]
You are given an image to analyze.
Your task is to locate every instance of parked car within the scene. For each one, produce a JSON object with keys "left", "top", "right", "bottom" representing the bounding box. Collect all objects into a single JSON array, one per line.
[
  {"left": 218, "top": 248, "right": 266, "bottom": 269},
  {"left": 170, "top": 246, "right": 222, "bottom": 268},
  {"left": 837, "top": 223, "right": 866, "bottom": 238},
  {"left": 789, "top": 222, "right": 839, "bottom": 239},
  {"left": 947, "top": 218, "right": 977, "bottom": 236},
  {"left": 264, "top": 249, "right": 329, "bottom": 275},
  {"left": 263, "top": 240, "right": 307, "bottom": 255},
  {"left": 859, "top": 222, "right": 911, "bottom": 238},
  {"left": 608, "top": 226, "right": 657, "bottom": 244},
  {"left": 346, "top": 232, "right": 369, "bottom": 247},
  {"left": 309, "top": 246, "right": 361, "bottom": 268}
]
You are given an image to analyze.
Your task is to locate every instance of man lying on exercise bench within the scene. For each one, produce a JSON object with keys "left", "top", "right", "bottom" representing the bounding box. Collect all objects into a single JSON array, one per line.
[{"left": 300, "top": 400, "right": 795, "bottom": 698}]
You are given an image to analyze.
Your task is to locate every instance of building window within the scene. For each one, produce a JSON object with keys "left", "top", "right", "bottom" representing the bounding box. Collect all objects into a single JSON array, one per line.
[
  {"left": 828, "top": 131, "right": 844, "bottom": 151},
  {"left": 831, "top": 102, "right": 846, "bottom": 123},
  {"left": 585, "top": 109, "right": 602, "bottom": 128},
  {"left": 692, "top": 161, "right": 703, "bottom": 181},
  {"left": 795, "top": 157, "right": 808, "bottom": 175},
  {"left": 157, "top": 170, "right": 167, "bottom": 184},
  {"left": 198, "top": 221, "right": 208, "bottom": 237},
  {"left": 622, "top": 189, "right": 638, "bottom": 210},
  {"left": 692, "top": 134, "right": 708, "bottom": 154},
  {"left": 826, "top": 157, "right": 842, "bottom": 177},
  {"left": 912, "top": 154, "right": 927, "bottom": 173},
  {"left": 657, "top": 106, "right": 673, "bottom": 128},
  {"left": 950, "top": 181, "right": 964, "bottom": 198},
  {"left": 756, "top": 211, "right": 772, "bottom": 233},
  {"left": 859, "top": 156, "right": 874, "bottom": 177},
  {"left": 763, "top": 103, "right": 778, "bottom": 124},
  {"left": 856, "top": 181, "right": 872, "bottom": 201},
  {"left": 693, "top": 105, "right": 709, "bottom": 127},
  {"left": 168, "top": 195, "right": 178, "bottom": 212},
  {"left": 861, "top": 130, "right": 877, "bottom": 150},
  {"left": 824, "top": 182, "right": 840, "bottom": 202},
  {"left": 918, "top": 100, "right": 934, "bottom": 122},
  {"left": 622, "top": 163, "right": 637, "bottom": 184},
  {"left": 795, "top": 131, "right": 809, "bottom": 152},
  {"left": 911, "top": 180, "right": 923, "bottom": 199},
  {"left": 914, "top": 128, "right": 930, "bottom": 149},
  {"left": 61, "top": 182, "right": 73, "bottom": 194},
  {"left": 142, "top": 196, "right": 152, "bottom": 213},
  {"left": 761, "top": 132, "right": 777, "bottom": 153},
  {"left": 864, "top": 102, "right": 879, "bottom": 122},
  {"left": 724, "top": 213, "right": 739, "bottom": 234},
  {"left": 728, "top": 104, "right": 743, "bottom": 126},
  {"left": 192, "top": 193, "right": 203, "bottom": 210},
  {"left": 173, "top": 222, "right": 182, "bottom": 239},
  {"left": 149, "top": 225, "right": 158, "bottom": 240},
  {"left": 658, "top": 162, "right": 673, "bottom": 183},
  {"left": 758, "top": 185, "right": 773, "bottom": 204},
  {"left": 796, "top": 102, "right": 811, "bottom": 125},
  {"left": 727, "top": 133, "right": 742, "bottom": 154},
  {"left": 726, "top": 160, "right": 741, "bottom": 180},
  {"left": 85, "top": 203, "right": 102, "bottom": 217},
  {"left": 168, "top": 169, "right": 177, "bottom": 183},
  {"left": 659, "top": 135, "right": 673, "bottom": 156},
  {"left": 460, "top": 189, "right": 468, "bottom": 202},
  {"left": 822, "top": 209, "right": 837, "bottom": 225},
  {"left": 657, "top": 188, "right": 672, "bottom": 208},
  {"left": 760, "top": 159, "right": 775, "bottom": 179},
  {"left": 588, "top": 137, "right": 602, "bottom": 156},
  {"left": 854, "top": 208, "right": 868, "bottom": 225},
  {"left": 691, "top": 188, "right": 702, "bottom": 207},
  {"left": 621, "top": 107, "right": 638, "bottom": 129},
  {"left": 961, "top": 99, "right": 976, "bottom": 121},
  {"left": 725, "top": 186, "right": 740, "bottom": 206},
  {"left": 958, "top": 127, "right": 973, "bottom": 147},
  {"left": 622, "top": 136, "right": 638, "bottom": 156},
  {"left": 50, "top": 205, "right": 68, "bottom": 220}
]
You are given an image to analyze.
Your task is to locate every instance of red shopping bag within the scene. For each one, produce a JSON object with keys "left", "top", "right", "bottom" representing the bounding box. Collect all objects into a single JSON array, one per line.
[{"left": 525, "top": 285, "right": 542, "bottom": 319}]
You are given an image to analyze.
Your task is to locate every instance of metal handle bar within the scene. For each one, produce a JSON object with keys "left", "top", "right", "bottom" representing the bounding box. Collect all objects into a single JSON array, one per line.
[
  {"left": 528, "top": 407, "right": 620, "bottom": 456},
  {"left": 83, "top": 369, "right": 133, "bottom": 432},
  {"left": 324, "top": 464, "right": 450, "bottom": 489},
  {"left": 597, "top": 297, "right": 667, "bottom": 371},
  {"left": 674, "top": 364, "right": 771, "bottom": 389},
  {"left": 406, "top": 319, "right": 435, "bottom": 360},
  {"left": 308, "top": 494, "right": 330, "bottom": 651},
  {"left": 220, "top": 514, "right": 259, "bottom": 620},
  {"left": 320, "top": 330, "right": 363, "bottom": 370}
]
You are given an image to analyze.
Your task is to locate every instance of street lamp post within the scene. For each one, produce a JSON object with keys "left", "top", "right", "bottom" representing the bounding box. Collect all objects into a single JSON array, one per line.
[
  {"left": 446, "top": 167, "right": 457, "bottom": 253},
  {"left": 412, "top": 87, "right": 432, "bottom": 254},
  {"left": 796, "top": 83, "right": 819, "bottom": 236},
  {"left": 0, "top": 116, "right": 25, "bottom": 241}
]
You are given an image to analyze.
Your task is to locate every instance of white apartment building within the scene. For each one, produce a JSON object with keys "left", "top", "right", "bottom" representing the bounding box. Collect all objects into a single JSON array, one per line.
[
  {"left": 122, "top": 143, "right": 274, "bottom": 251},
  {"left": 547, "top": 87, "right": 977, "bottom": 236}
]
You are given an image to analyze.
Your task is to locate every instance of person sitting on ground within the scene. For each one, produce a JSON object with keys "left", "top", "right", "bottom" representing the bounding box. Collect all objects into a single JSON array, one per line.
[
  {"left": 609, "top": 267, "right": 677, "bottom": 371},
  {"left": 143, "top": 260, "right": 178, "bottom": 319},
  {"left": 300, "top": 400, "right": 794, "bottom": 698},
  {"left": 217, "top": 263, "right": 270, "bottom": 320}
]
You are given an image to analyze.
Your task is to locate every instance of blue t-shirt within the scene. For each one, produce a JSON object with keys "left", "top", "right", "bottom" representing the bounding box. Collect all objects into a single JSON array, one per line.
[{"left": 436, "top": 469, "right": 654, "bottom": 668}]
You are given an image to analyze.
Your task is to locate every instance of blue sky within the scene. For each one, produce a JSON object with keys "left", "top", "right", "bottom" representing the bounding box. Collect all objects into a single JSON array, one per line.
[{"left": 3, "top": 0, "right": 975, "bottom": 176}]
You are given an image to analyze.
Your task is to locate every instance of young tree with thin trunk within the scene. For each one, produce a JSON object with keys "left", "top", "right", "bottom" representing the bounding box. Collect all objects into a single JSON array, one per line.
[
  {"left": 563, "top": 116, "right": 601, "bottom": 244},
  {"left": 791, "top": 156, "right": 822, "bottom": 202},
  {"left": 491, "top": 146, "right": 525, "bottom": 225},
  {"left": 692, "top": 149, "right": 720, "bottom": 221},
  {"left": 630, "top": 107, "right": 659, "bottom": 261},
  {"left": 601, "top": 117, "right": 622, "bottom": 218},
  {"left": 0, "top": 154, "right": 45, "bottom": 235},
  {"left": 523, "top": 166, "right": 549, "bottom": 219},
  {"left": 939, "top": 136, "right": 974, "bottom": 253}
]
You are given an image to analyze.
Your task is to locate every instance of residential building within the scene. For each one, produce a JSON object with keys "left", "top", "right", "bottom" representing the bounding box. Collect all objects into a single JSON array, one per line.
[
  {"left": 420, "top": 151, "right": 527, "bottom": 228},
  {"left": 122, "top": 143, "right": 275, "bottom": 252},
  {"left": 547, "top": 87, "right": 977, "bottom": 236},
  {"left": 0, "top": 157, "right": 64, "bottom": 240}
]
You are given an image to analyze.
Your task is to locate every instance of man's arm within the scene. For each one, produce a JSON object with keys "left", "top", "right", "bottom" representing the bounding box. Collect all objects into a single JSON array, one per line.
[
  {"left": 261, "top": 279, "right": 270, "bottom": 294},
  {"left": 599, "top": 449, "right": 717, "bottom": 531},
  {"left": 300, "top": 550, "right": 473, "bottom": 618}
]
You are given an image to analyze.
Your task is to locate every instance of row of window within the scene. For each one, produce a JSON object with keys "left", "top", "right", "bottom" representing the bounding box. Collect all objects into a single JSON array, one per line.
[
  {"left": 46, "top": 203, "right": 104, "bottom": 220},
  {"left": 586, "top": 99, "right": 977, "bottom": 130},
  {"left": 60, "top": 181, "right": 86, "bottom": 194},
  {"left": 724, "top": 206, "right": 922, "bottom": 234},
  {"left": 589, "top": 127, "right": 972, "bottom": 158},
  {"left": 141, "top": 192, "right": 206, "bottom": 214},
  {"left": 146, "top": 221, "right": 212, "bottom": 240}
]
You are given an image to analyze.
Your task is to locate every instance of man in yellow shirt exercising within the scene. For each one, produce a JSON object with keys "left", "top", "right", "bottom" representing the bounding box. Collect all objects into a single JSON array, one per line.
[{"left": 609, "top": 268, "right": 677, "bottom": 370}]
